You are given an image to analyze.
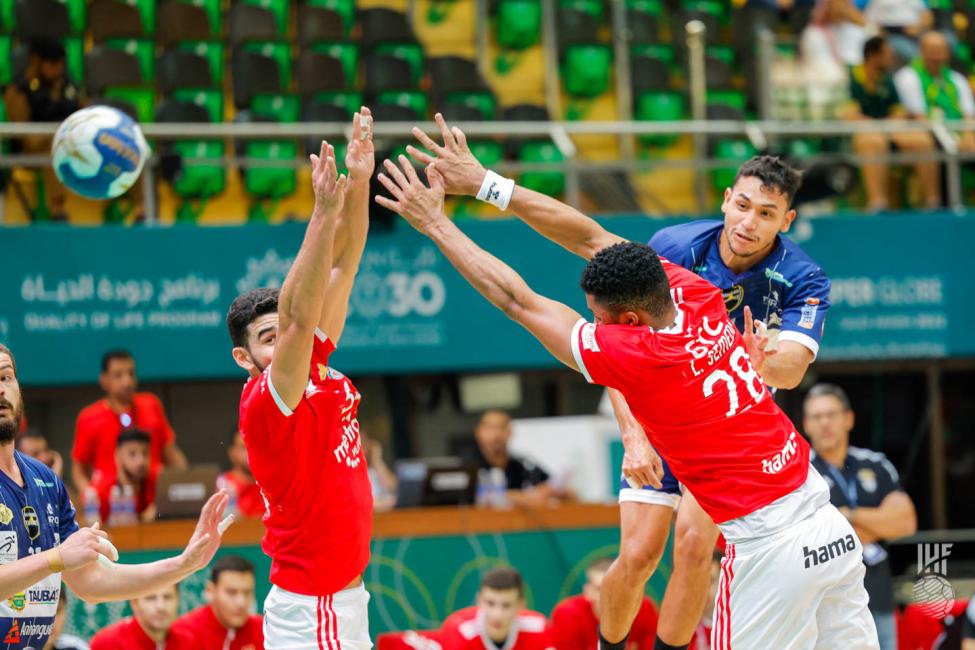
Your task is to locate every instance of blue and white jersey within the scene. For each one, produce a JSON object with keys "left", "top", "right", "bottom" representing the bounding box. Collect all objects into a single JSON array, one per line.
[
  {"left": 0, "top": 452, "right": 79, "bottom": 650},
  {"left": 649, "top": 220, "right": 831, "bottom": 358}
]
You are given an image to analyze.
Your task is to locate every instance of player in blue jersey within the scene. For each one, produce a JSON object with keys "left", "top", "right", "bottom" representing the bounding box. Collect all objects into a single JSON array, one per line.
[
  {"left": 0, "top": 343, "right": 232, "bottom": 650},
  {"left": 408, "top": 121, "right": 831, "bottom": 650}
]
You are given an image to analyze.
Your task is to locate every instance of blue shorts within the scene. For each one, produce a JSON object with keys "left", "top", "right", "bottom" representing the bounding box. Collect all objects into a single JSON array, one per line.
[{"left": 618, "top": 455, "right": 682, "bottom": 509}]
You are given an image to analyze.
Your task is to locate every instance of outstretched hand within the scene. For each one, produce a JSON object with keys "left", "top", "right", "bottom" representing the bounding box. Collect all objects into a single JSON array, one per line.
[
  {"left": 375, "top": 156, "right": 447, "bottom": 233},
  {"left": 311, "top": 140, "right": 348, "bottom": 221},
  {"left": 345, "top": 106, "right": 375, "bottom": 183},
  {"left": 742, "top": 305, "right": 777, "bottom": 375},
  {"left": 407, "top": 113, "right": 486, "bottom": 197},
  {"left": 179, "top": 490, "right": 234, "bottom": 573}
]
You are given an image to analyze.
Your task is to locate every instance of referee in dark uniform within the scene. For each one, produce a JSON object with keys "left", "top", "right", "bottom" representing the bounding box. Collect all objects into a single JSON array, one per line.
[{"left": 804, "top": 383, "right": 918, "bottom": 650}]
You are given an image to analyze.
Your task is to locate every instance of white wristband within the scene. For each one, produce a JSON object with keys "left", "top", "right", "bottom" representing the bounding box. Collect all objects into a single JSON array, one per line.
[{"left": 476, "top": 170, "right": 515, "bottom": 211}]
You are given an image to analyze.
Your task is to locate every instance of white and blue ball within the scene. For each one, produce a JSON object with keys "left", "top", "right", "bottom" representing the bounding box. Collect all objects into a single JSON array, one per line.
[{"left": 51, "top": 105, "right": 149, "bottom": 200}]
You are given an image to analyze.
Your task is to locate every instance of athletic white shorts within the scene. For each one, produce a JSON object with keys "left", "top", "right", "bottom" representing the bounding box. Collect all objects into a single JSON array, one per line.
[
  {"left": 264, "top": 583, "right": 372, "bottom": 650},
  {"left": 712, "top": 503, "right": 879, "bottom": 649}
]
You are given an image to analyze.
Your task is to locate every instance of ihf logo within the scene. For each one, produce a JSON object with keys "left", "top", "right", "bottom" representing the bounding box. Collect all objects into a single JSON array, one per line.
[{"left": 912, "top": 543, "right": 954, "bottom": 618}]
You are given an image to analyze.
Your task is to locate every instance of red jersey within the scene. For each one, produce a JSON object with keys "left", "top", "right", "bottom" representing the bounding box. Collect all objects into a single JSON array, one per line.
[
  {"left": 170, "top": 604, "right": 263, "bottom": 650},
  {"left": 72, "top": 393, "right": 175, "bottom": 482},
  {"left": 89, "top": 617, "right": 198, "bottom": 650},
  {"left": 551, "top": 595, "right": 658, "bottom": 650},
  {"left": 689, "top": 622, "right": 712, "bottom": 650},
  {"left": 570, "top": 261, "right": 809, "bottom": 524},
  {"left": 440, "top": 607, "right": 555, "bottom": 650},
  {"left": 217, "top": 470, "right": 265, "bottom": 518},
  {"left": 90, "top": 469, "right": 158, "bottom": 524},
  {"left": 238, "top": 330, "right": 372, "bottom": 596}
]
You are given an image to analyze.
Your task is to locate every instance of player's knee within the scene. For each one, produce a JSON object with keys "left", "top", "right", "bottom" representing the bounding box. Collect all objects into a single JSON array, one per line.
[
  {"left": 673, "top": 524, "right": 717, "bottom": 570},
  {"left": 617, "top": 536, "right": 664, "bottom": 579}
]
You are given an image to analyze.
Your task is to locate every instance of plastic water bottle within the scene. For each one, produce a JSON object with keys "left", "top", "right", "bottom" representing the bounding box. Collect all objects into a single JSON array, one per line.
[
  {"left": 475, "top": 469, "right": 490, "bottom": 506},
  {"left": 223, "top": 479, "right": 239, "bottom": 518},
  {"left": 82, "top": 486, "right": 100, "bottom": 526},
  {"left": 108, "top": 485, "right": 138, "bottom": 526},
  {"left": 488, "top": 467, "right": 509, "bottom": 508}
]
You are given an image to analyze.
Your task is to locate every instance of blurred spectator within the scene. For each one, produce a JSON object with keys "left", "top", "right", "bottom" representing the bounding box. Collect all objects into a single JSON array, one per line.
[
  {"left": 894, "top": 32, "right": 975, "bottom": 151},
  {"left": 805, "top": 383, "right": 917, "bottom": 650},
  {"left": 16, "top": 429, "right": 64, "bottom": 477},
  {"left": 964, "top": 599, "right": 974, "bottom": 649},
  {"left": 72, "top": 350, "right": 187, "bottom": 495},
  {"left": 466, "top": 410, "right": 554, "bottom": 507},
  {"left": 846, "top": 35, "right": 941, "bottom": 210},
  {"left": 800, "top": 0, "right": 869, "bottom": 118},
  {"left": 864, "top": 0, "right": 933, "bottom": 64},
  {"left": 551, "top": 557, "right": 658, "bottom": 650},
  {"left": 45, "top": 589, "right": 89, "bottom": 650},
  {"left": 216, "top": 430, "right": 264, "bottom": 519},
  {"left": 89, "top": 428, "right": 158, "bottom": 525},
  {"left": 362, "top": 431, "right": 398, "bottom": 512},
  {"left": 688, "top": 552, "right": 724, "bottom": 650},
  {"left": 440, "top": 567, "right": 554, "bottom": 649},
  {"left": 89, "top": 584, "right": 196, "bottom": 649},
  {"left": 171, "top": 555, "right": 263, "bottom": 649},
  {"left": 2, "top": 39, "right": 83, "bottom": 222}
]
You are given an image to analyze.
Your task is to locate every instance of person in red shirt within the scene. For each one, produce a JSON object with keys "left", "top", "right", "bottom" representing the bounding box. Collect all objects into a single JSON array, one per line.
[
  {"left": 228, "top": 109, "right": 373, "bottom": 648},
  {"left": 216, "top": 431, "right": 264, "bottom": 519},
  {"left": 90, "top": 583, "right": 197, "bottom": 650},
  {"left": 552, "top": 557, "right": 658, "bottom": 650},
  {"left": 88, "top": 428, "right": 158, "bottom": 525},
  {"left": 440, "top": 567, "right": 554, "bottom": 650},
  {"left": 71, "top": 350, "right": 187, "bottom": 494},
  {"left": 377, "top": 146, "right": 878, "bottom": 649},
  {"left": 171, "top": 555, "right": 263, "bottom": 650}
]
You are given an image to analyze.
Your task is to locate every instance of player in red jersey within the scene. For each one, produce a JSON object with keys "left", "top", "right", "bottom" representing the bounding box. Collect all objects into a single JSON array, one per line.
[
  {"left": 552, "top": 557, "right": 658, "bottom": 650},
  {"left": 376, "top": 157, "right": 878, "bottom": 649},
  {"left": 170, "top": 555, "right": 263, "bottom": 650},
  {"left": 439, "top": 567, "right": 555, "bottom": 650},
  {"left": 226, "top": 109, "right": 374, "bottom": 649},
  {"left": 89, "top": 584, "right": 197, "bottom": 650}
]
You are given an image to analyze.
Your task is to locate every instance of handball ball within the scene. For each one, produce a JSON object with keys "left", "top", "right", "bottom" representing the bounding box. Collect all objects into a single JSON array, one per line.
[{"left": 52, "top": 105, "right": 149, "bottom": 199}]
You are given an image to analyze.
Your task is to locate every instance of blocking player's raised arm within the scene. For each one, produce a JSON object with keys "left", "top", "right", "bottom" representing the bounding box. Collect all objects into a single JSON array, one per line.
[
  {"left": 272, "top": 143, "right": 347, "bottom": 409},
  {"left": 376, "top": 157, "right": 583, "bottom": 371},
  {"left": 407, "top": 114, "right": 625, "bottom": 260},
  {"left": 318, "top": 107, "right": 374, "bottom": 345}
]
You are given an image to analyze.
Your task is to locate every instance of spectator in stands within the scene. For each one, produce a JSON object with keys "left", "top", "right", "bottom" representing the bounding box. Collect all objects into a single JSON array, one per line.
[
  {"left": 89, "top": 428, "right": 158, "bottom": 525},
  {"left": 2, "top": 39, "right": 83, "bottom": 222},
  {"left": 894, "top": 31, "right": 975, "bottom": 151},
  {"left": 440, "top": 567, "right": 554, "bottom": 649},
  {"left": 72, "top": 350, "right": 187, "bottom": 495},
  {"left": 805, "top": 383, "right": 918, "bottom": 650},
  {"left": 170, "top": 555, "right": 263, "bottom": 650},
  {"left": 89, "top": 584, "right": 196, "bottom": 649},
  {"left": 687, "top": 552, "right": 723, "bottom": 650},
  {"left": 363, "top": 431, "right": 398, "bottom": 512},
  {"left": 800, "top": 0, "right": 870, "bottom": 118},
  {"left": 45, "top": 589, "right": 89, "bottom": 650},
  {"left": 16, "top": 429, "right": 64, "bottom": 478},
  {"left": 864, "top": 0, "right": 933, "bottom": 64},
  {"left": 467, "top": 410, "right": 555, "bottom": 507},
  {"left": 216, "top": 430, "right": 264, "bottom": 519},
  {"left": 551, "top": 557, "right": 658, "bottom": 650},
  {"left": 846, "top": 35, "right": 942, "bottom": 210}
]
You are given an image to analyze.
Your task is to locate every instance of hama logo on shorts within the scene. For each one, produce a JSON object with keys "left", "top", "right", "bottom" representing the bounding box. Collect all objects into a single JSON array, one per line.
[{"left": 803, "top": 534, "right": 856, "bottom": 568}]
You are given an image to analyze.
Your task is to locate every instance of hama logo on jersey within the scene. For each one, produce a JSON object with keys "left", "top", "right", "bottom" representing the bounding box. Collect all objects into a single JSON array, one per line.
[
  {"left": 723, "top": 285, "right": 744, "bottom": 312},
  {"left": 761, "top": 432, "right": 799, "bottom": 475},
  {"left": 0, "top": 504, "right": 13, "bottom": 526},
  {"left": 803, "top": 534, "right": 857, "bottom": 568},
  {"left": 21, "top": 507, "right": 39, "bottom": 540}
]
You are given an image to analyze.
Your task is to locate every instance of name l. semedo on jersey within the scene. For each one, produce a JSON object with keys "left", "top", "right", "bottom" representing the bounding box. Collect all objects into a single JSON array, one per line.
[{"left": 803, "top": 534, "right": 857, "bottom": 569}]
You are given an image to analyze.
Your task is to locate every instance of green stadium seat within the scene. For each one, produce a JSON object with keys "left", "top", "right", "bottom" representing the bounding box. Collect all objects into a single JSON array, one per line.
[
  {"left": 252, "top": 93, "right": 301, "bottom": 122},
  {"left": 171, "top": 139, "right": 226, "bottom": 220},
  {"left": 785, "top": 138, "right": 821, "bottom": 158},
  {"left": 65, "top": 37, "right": 84, "bottom": 83},
  {"left": 58, "top": 0, "right": 86, "bottom": 34},
  {"left": 469, "top": 140, "right": 504, "bottom": 167},
  {"left": 0, "top": 0, "right": 12, "bottom": 33},
  {"left": 375, "top": 43, "right": 425, "bottom": 87},
  {"left": 311, "top": 91, "right": 363, "bottom": 116},
  {"left": 706, "top": 45, "right": 735, "bottom": 66},
  {"left": 243, "top": 140, "right": 298, "bottom": 220},
  {"left": 163, "top": 0, "right": 219, "bottom": 39},
  {"left": 171, "top": 88, "right": 224, "bottom": 122},
  {"left": 243, "top": 42, "right": 293, "bottom": 88},
  {"left": 105, "top": 39, "right": 155, "bottom": 82},
  {"left": 130, "top": 0, "right": 156, "bottom": 33},
  {"left": 496, "top": 0, "right": 541, "bottom": 50},
  {"left": 309, "top": 42, "right": 359, "bottom": 88},
  {"left": 712, "top": 139, "right": 757, "bottom": 192},
  {"left": 0, "top": 35, "right": 10, "bottom": 85},
  {"left": 177, "top": 41, "right": 225, "bottom": 85},
  {"left": 626, "top": 0, "right": 663, "bottom": 15},
  {"left": 635, "top": 91, "right": 685, "bottom": 148},
  {"left": 631, "top": 44, "right": 675, "bottom": 67},
  {"left": 559, "top": 0, "right": 603, "bottom": 21},
  {"left": 377, "top": 90, "right": 428, "bottom": 119},
  {"left": 444, "top": 91, "right": 496, "bottom": 120},
  {"left": 306, "top": 0, "right": 356, "bottom": 37},
  {"left": 239, "top": 0, "right": 289, "bottom": 37},
  {"left": 103, "top": 87, "right": 155, "bottom": 123},
  {"left": 682, "top": 0, "right": 725, "bottom": 19},
  {"left": 519, "top": 140, "right": 565, "bottom": 197},
  {"left": 562, "top": 45, "right": 612, "bottom": 98},
  {"left": 707, "top": 89, "right": 747, "bottom": 112}
]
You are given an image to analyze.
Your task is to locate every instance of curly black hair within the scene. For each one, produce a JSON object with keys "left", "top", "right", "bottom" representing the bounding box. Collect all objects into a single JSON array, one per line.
[
  {"left": 226, "top": 287, "right": 280, "bottom": 348},
  {"left": 580, "top": 242, "right": 671, "bottom": 317},
  {"left": 733, "top": 155, "right": 802, "bottom": 207}
]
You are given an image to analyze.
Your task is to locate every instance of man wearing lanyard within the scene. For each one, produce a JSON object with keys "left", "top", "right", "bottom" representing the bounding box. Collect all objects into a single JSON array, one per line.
[{"left": 805, "top": 383, "right": 918, "bottom": 650}]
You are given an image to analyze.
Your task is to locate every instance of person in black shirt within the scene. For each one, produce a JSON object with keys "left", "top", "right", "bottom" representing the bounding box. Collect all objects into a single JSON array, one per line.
[
  {"left": 962, "top": 598, "right": 975, "bottom": 650},
  {"left": 805, "top": 383, "right": 918, "bottom": 650},
  {"left": 467, "top": 410, "right": 555, "bottom": 507}
]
